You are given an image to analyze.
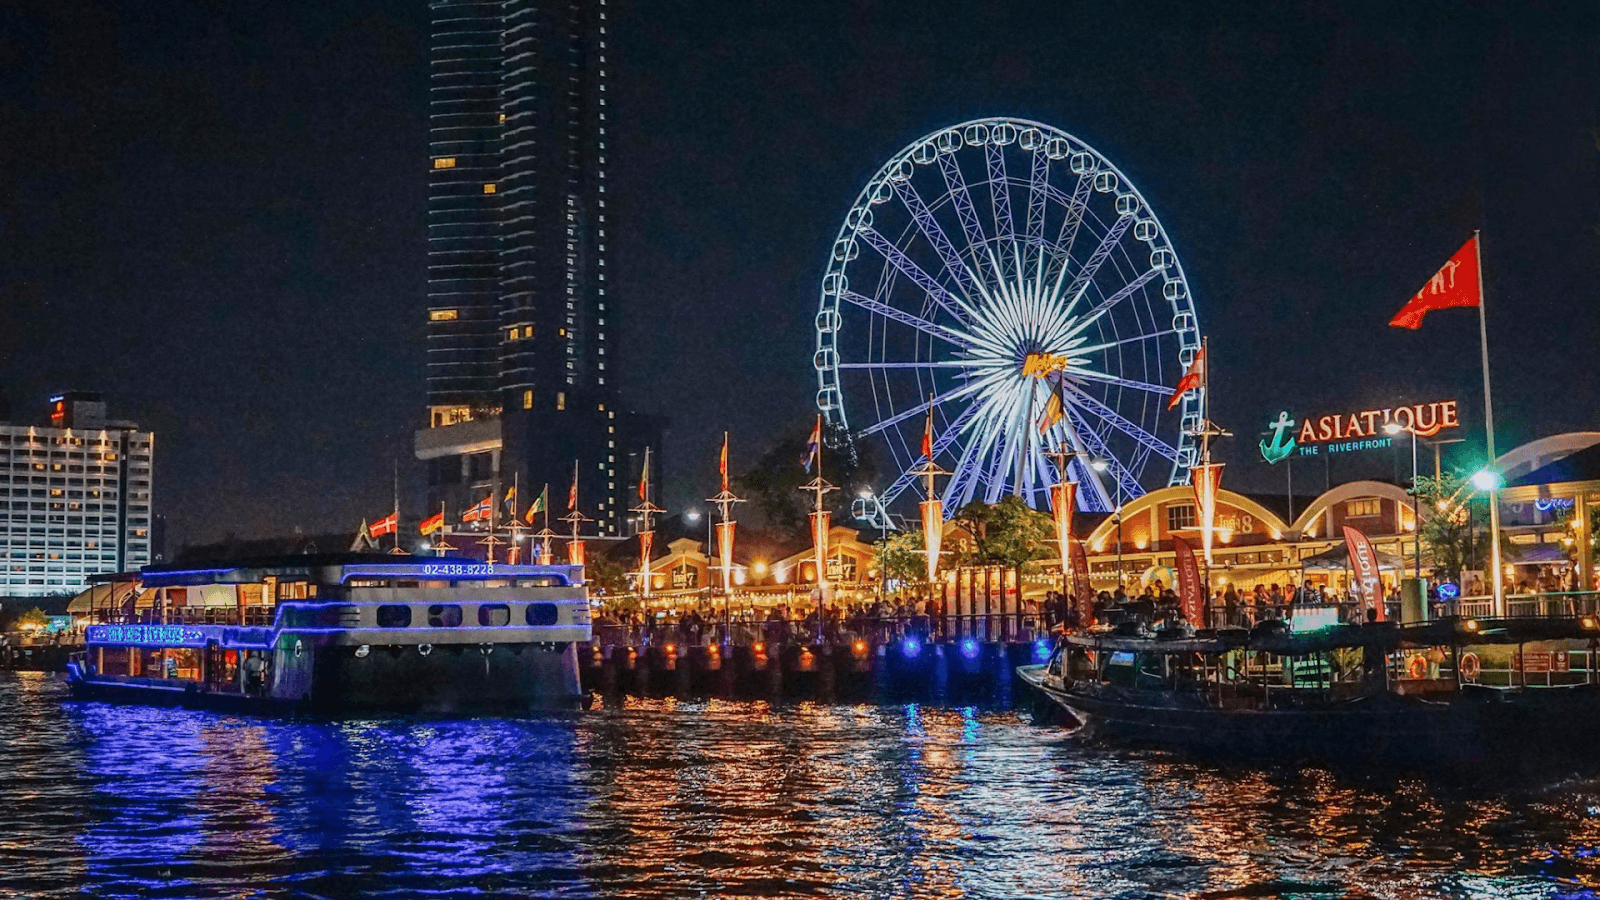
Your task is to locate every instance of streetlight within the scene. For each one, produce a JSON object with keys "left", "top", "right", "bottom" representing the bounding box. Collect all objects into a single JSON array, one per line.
[
  {"left": 1090, "top": 458, "right": 1122, "bottom": 588},
  {"left": 1384, "top": 422, "right": 1422, "bottom": 584},
  {"left": 1470, "top": 468, "right": 1503, "bottom": 492},
  {"left": 685, "top": 509, "right": 711, "bottom": 588}
]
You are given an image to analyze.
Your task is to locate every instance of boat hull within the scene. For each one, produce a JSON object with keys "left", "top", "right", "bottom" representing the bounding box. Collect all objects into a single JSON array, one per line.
[
  {"left": 1019, "top": 666, "right": 1600, "bottom": 772},
  {"left": 67, "top": 642, "right": 585, "bottom": 717}
]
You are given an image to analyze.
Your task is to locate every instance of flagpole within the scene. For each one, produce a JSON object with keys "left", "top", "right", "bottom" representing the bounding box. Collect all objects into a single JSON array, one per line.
[
  {"left": 1475, "top": 230, "right": 1505, "bottom": 615},
  {"left": 392, "top": 459, "right": 400, "bottom": 553}
]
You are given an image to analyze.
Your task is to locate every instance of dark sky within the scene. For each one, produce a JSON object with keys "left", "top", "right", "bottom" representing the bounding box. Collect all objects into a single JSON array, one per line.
[{"left": 3, "top": 1, "right": 1597, "bottom": 549}]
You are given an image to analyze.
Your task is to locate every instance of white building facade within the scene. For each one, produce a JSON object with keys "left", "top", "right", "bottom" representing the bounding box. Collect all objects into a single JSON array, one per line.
[{"left": 0, "top": 393, "right": 153, "bottom": 597}]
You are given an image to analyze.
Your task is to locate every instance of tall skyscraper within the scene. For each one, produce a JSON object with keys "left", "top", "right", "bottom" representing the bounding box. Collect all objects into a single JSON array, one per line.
[
  {"left": 0, "top": 393, "right": 154, "bottom": 597},
  {"left": 419, "top": 0, "right": 661, "bottom": 539}
]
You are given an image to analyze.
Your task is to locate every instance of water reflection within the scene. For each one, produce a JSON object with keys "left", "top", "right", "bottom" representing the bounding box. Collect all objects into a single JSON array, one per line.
[{"left": 2, "top": 673, "right": 1600, "bottom": 897}]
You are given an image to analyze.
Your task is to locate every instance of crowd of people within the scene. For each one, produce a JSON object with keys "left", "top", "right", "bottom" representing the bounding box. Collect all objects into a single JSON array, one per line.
[{"left": 592, "top": 595, "right": 1040, "bottom": 648}]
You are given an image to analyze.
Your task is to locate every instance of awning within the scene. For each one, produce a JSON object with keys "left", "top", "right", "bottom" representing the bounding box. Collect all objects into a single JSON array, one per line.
[
  {"left": 1298, "top": 545, "right": 1408, "bottom": 572},
  {"left": 1508, "top": 544, "right": 1570, "bottom": 566}
]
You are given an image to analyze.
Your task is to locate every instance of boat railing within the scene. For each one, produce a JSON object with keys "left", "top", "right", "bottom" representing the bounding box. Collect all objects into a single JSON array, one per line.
[{"left": 1446, "top": 591, "right": 1600, "bottom": 620}]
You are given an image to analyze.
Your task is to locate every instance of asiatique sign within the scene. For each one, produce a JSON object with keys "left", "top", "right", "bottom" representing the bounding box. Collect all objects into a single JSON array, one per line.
[{"left": 1259, "top": 400, "right": 1461, "bottom": 465}]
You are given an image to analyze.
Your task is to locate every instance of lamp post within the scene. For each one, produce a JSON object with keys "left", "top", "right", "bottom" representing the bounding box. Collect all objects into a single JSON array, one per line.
[
  {"left": 1090, "top": 458, "right": 1122, "bottom": 587},
  {"left": 1383, "top": 423, "right": 1421, "bottom": 582}
]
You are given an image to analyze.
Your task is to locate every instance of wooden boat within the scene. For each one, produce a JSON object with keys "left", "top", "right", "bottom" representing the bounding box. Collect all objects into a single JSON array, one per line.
[{"left": 1018, "top": 613, "right": 1600, "bottom": 771}]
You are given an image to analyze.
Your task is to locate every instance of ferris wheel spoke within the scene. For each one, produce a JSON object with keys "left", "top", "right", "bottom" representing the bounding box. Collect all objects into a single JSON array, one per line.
[
  {"left": 1060, "top": 215, "right": 1134, "bottom": 319},
  {"left": 856, "top": 227, "right": 975, "bottom": 327},
  {"left": 876, "top": 402, "right": 980, "bottom": 509},
  {"left": 1061, "top": 384, "right": 1179, "bottom": 462},
  {"left": 836, "top": 360, "right": 976, "bottom": 370},
  {"left": 937, "top": 153, "right": 989, "bottom": 252},
  {"left": 1062, "top": 266, "right": 1164, "bottom": 340},
  {"left": 1025, "top": 150, "right": 1049, "bottom": 265},
  {"left": 839, "top": 290, "right": 972, "bottom": 349},
  {"left": 1068, "top": 367, "right": 1172, "bottom": 396},
  {"left": 888, "top": 181, "right": 984, "bottom": 309},
  {"left": 1060, "top": 408, "right": 1138, "bottom": 506},
  {"left": 1075, "top": 328, "right": 1180, "bottom": 356},
  {"left": 985, "top": 143, "right": 1014, "bottom": 250},
  {"left": 1041, "top": 175, "right": 1095, "bottom": 287},
  {"left": 857, "top": 380, "right": 983, "bottom": 438}
]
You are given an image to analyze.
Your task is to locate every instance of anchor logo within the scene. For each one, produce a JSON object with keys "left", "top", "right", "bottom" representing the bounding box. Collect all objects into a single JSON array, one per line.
[{"left": 1259, "top": 411, "right": 1297, "bottom": 465}]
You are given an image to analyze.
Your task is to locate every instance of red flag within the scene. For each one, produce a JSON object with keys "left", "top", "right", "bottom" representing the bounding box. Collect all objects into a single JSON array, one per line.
[
  {"left": 1389, "top": 235, "right": 1480, "bottom": 329},
  {"left": 1172, "top": 536, "right": 1205, "bottom": 625},
  {"left": 719, "top": 433, "right": 730, "bottom": 493},
  {"left": 638, "top": 450, "right": 650, "bottom": 501},
  {"left": 369, "top": 512, "right": 398, "bottom": 537},
  {"left": 1167, "top": 346, "right": 1205, "bottom": 410},
  {"left": 920, "top": 405, "right": 934, "bottom": 460},
  {"left": 568, "top": 465, "right": 579, "bottom": 512},
  {"left": 1342, "top": 524, "right": 1385, "bottom": 621},
  {"left": 418, "top": 510, "right": 444, "bottom": 535}
]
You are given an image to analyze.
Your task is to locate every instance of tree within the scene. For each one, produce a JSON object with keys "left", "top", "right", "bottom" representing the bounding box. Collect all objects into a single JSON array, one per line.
[
  {"left": 1413, "top": 470, "right": 1493, "bottom": 584},
  {"left": 588, "top": 557, "right": 632, "bottom": 601},
  {"left": 735, "top": 421, "right": 879, "bottom": 541},
  {"left": 874, "top": 530, "right": 927, "bottom": 589},
  {"left": 952, "top": 496, "right": 1055, "bottom": 588},
  {"left": 16, "top": 607, "right": 49, "bottom": 631}
]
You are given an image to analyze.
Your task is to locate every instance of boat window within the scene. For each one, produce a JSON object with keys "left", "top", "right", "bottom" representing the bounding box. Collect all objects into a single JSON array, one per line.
[
  {"left": 526, "top": 602, "right": 559, "bottom": 626},
  {"left": 478, "top": 604, "right": 511, "bottom": 627},
  {"left": 428, "top": 604, "right": 464, "bottom": 628},
  {"left": 518, "top": 576, "right": 566, "bottom": 588},
  {"left": 376, "top": 605, "right": 412, "bottom": 628}
]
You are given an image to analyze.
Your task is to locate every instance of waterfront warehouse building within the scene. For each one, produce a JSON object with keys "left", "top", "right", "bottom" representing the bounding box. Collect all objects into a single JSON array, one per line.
[
  {"left": 419, "top": 0, "right": 661, "bottom": 537},
  {"left": 0, "top": 393, "right": 153, "bottom": 597}
]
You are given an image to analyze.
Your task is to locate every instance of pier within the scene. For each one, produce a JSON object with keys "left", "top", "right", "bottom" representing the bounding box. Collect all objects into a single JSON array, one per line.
[{"left": 580, "top": 615, "right": 1052, "bottom": 704}]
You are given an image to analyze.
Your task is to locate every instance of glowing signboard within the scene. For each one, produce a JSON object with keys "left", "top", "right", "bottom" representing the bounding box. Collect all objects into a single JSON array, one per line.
[
  {"left": 85, "top": 625, "right": 209, "bottom": 647},
  {"left": 1021, "top": 352, "right": 1073, "bottom": 378},
  {"left": 1259, "top": 400, "right": 1461, "bottom": 465}
]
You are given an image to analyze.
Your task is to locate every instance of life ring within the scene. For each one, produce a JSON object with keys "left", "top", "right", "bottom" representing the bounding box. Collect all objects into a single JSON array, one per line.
[
  {"left": 1407, "top": 655, "right": 1428, "bottom": 679},
  {"left": 1459, "top": 652, "right": 1481, "bottom": 680}
]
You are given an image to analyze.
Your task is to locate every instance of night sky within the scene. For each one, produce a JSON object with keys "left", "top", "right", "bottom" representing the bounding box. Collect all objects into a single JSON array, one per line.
[{"left": 3, "top": 1, "right": 1597, "bottom": 550}]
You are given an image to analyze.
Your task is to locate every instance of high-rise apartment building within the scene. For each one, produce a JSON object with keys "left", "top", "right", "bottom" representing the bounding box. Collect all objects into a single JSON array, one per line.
[
  {"left": 419, "top": 0, "right": 661, "bottom": 537},
  {"left": 0, "top": 393, "right": 154, "bottom": 597}
]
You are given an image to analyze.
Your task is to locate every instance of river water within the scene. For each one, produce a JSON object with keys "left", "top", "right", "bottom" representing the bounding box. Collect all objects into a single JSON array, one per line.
[{"left": 3, "top": 672, "right": 1600, "bottom": 899}]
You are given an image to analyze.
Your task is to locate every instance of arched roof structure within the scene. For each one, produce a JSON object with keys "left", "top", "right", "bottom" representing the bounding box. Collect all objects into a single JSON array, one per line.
[
  {"left": 1290, "top": 480, "right": 1414, "bottom": 536},
  {"left": 1496, "top": 432, "right": 1600, "bottom": 482},
  {"left": 1085, "top": 486, "right": 1291, "bottom": 549}
]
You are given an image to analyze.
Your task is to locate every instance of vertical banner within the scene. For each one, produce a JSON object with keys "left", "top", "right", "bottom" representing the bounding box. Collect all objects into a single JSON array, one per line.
[
  {"left": 1070, "top": 537, "right": 1093, "bottom": 624},
  {"left": 920, "top": 499, "right": 943, "bottom": 585},
  {"left": 811, "top": 510, "right": 831, "bottom": 589},
  {"left": 567, "top": 540, "right": 585, "bottom": 568},
  {"left": 1172, "top": 536, "right": 1205, "bottom": 625},
  {"left": 1049, "top": 480, "right": 1077, "bottom": 593},
  {"left": 716, "top": 520, "right": 736, "bottom": 594},
  {"left": 1191, "top": 462, "right": 1224, "bottom": 566},
  {"left": 639, "top": 531, "right": 654, "bottom": 598},
  {"left": 1342, "top": 524, "right": 1384, "bottom": 621}
]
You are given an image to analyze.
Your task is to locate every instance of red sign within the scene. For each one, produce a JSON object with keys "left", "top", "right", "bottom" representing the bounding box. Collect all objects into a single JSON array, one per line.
[
  {"left": 1297, "top": 400, "right": 1460, "bottom": 443},
  {"left": 1342, "top": 524, "right": 1383, "bottom": 621},
  {"left": 1172, "top": 536, "right": 1204, "bottom": 625}
]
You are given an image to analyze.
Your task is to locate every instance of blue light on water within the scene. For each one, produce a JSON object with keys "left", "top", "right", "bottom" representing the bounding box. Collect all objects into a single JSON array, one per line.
[
  {"left": 960, "top": 638, "right": 979, "bottom": 659},
  {"left": 1033, "top": 638, "right": 1051, "bottom": 661},
  {"left": 903, "top": 638, "right": 921, "bottom": 658}
]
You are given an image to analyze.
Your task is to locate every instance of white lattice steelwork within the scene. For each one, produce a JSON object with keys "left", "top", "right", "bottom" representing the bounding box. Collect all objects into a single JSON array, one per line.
[{"left": 815, "top": 118, "right": 1203, "bottom": 515}]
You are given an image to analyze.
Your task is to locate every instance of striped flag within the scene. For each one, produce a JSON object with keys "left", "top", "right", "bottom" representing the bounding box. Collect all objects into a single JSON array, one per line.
[
  {"left": 568, "top": 463, "right": 579, "bottom": 511},
  {"left": 419, "top": 510, "right": 445, "bottom": 535},
  {"left": 525, "top": 485, "right": 547, "bottom": 523},
  {"left": 638, "top": 450, "right": 650, "bottom": 501},
  {"left": 502, "top": 485, "right": 517, "bottom": 511},
  {"left": 801, "top": 416, "right": 822, "bottom": 472}
]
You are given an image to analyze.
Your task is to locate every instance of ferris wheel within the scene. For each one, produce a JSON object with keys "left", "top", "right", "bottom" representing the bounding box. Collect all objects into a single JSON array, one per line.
[{"left": 814, "top": 118, "right": 1203, "bottom": 516}]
